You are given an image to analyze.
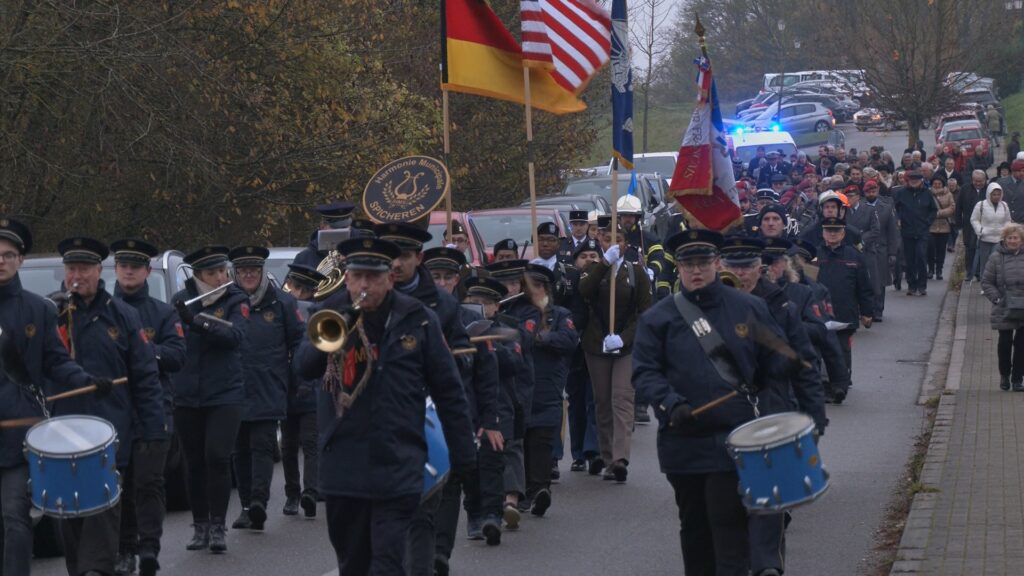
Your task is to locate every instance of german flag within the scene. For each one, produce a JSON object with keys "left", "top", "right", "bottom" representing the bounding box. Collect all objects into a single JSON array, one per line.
[{"left": 441, "top": 0, "right": 585, "bottom": 114}]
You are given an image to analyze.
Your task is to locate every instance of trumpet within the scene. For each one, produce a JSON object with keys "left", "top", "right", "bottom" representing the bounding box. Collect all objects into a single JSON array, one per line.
[
  {"left": 719, "top": 270, "right": 741, "bottom": 289},
  {"left": 307, "top": 291, "right": 366, "bottom": 353},
  {"left": 183, "top": 281, "right": 234, "bottom": 307}
]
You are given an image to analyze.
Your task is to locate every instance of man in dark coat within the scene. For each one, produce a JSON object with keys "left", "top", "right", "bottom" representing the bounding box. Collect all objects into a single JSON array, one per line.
[
  {"left": 632, "top": 229, "right": 793, "bottom": 576},
  {"left": 229, "top": 246, "right": 304, "bottom": 532},
  {"left": 295, "top": 238, "right": 477, "bottom": 576},
  {"left": 559, "top": 210, "right": 591, "bottom": 263},
  {"left": 957, "top": 170, "right": 986, "bottom": 280},
  {"left": 111, "top": 238, "right": 187, "bottom": 576},
  {"left": 52, "top": 237, "right": 165, "bottom": 576},
  {"left": 0, "top": 220, "right": 103, "bottom": 576},
  {"left": 894, "top": 170, "right": 938, "bottom": 295},
  {"left": 862, "top": 180, "right": 901, "bottom": 320},
  {"left": 998, "top": 159, "right": 1024, "bottom": 223}
]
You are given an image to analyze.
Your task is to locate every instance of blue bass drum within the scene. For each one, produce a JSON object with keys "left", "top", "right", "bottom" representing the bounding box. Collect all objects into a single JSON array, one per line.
[
  {"left": 24, "top": 415, "right": 121, "bottom": 518},
  {"left": 423, "top": 398, "right": 450, "bottom": 501},
  {"left": 726, "top": 412, "right": 829, "bottom": 514}
]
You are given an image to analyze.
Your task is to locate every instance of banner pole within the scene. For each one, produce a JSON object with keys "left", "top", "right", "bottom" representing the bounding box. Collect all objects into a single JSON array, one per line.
[
  {"left": 609, "top": 158, "right": 619, "bottom": 335},
  {"left": 443, "top": 88, "right": 453, "bottom": 241},
  {"left": 523, "top": 67, "right": 539, "bottom": 252}
]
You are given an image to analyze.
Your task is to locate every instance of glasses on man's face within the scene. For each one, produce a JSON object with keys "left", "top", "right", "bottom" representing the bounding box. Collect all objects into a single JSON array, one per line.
[
  {"left": 236, "top": 268, "right": 262, "bottom": 277},
  {"left": 0, "top": 252, "right": 19, "bottom": 262},
  {"left": 679, "top": 259, "right": 715, "bottom": 272}
]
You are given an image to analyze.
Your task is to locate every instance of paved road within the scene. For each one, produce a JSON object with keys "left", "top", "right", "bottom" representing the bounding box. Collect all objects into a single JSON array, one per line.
[{"left": 802, "top": 123, "right": 936, "bottom": 159}]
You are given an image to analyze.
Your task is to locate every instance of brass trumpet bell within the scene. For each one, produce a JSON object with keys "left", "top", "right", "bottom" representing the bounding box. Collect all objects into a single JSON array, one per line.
[
  {"left": 307, "top": 309, "right": 354, "bottom": 353},
  {"left": 719, "top": 270, "right": 742, "bottom": 289}
]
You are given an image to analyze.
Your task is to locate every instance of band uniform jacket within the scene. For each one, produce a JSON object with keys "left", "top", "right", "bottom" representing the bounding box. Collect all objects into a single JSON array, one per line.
[
  {"left": 295, "top": 290, "right": 477, "bottom": 499},
  {"left": 498, "top": 299, "right": 538, "bottom": 430},
  {"left": 816, "top": 242, "right": 874, "bottom": 327},
  {"left": 170, "top": 281, "right": 249, "bottom": 408},
  {"left": 491, "top": 322, "right": 525, "bottom": 440},
  {"left": 241, "top": 284, "right": 304, "bottom": 421},
  {"left": 526, "top": 304, "right": 578, "bottom": 429},
  {"left": 458, "top": 306, "right": 500, "bottom": 431},
  {"left": 115, "top": 281, "right": 186, "bottom": 438},
  {"left": 288, "top": 301, "right": 318, "bottom": 416},
  {"left": 632, "top": 279, "right": 791, "bottom": 475},
  {"left": 50, "top": 282, "right": 165, "bottom": 467},
  {"left": 0, "top": 275, "right": 91, "bottom": 468},
  {"left": 781, "top": 277, "right": 849, "bottom": 388},
  {"left": 407, "top": 265, "right": 472, "bottom": 356}
]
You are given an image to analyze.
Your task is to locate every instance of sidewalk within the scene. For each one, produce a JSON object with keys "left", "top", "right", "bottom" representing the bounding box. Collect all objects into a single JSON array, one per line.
[{"left": 892, "top": 281, "right": 1024, "bottom": 574}]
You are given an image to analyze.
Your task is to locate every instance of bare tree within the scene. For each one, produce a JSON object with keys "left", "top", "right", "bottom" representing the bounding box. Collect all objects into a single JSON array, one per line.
[{"left": 630, "top": 0, "right": 673, "bottom": 153}]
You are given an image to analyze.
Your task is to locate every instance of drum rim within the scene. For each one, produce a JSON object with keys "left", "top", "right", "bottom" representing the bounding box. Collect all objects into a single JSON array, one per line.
[
  {"left": 726, "top": 412, "right": 815, "bottom": 451},
  {"left": 24, "top": 415, "right": 117, "bottom": 459},
  {"left": 745, "top": 482, "right": 829, "bottom": 514},
  {"left": 35, "top": 490, "right": 122, "bottom": 519}
]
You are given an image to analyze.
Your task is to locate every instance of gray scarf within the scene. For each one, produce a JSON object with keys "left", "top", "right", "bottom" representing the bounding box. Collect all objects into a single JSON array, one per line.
[
  {"left": 248, "top": 272, "right": 272, "bottom": 307},
  {"left": 194, "top": 277, "right": 226, "bottom": 308}
]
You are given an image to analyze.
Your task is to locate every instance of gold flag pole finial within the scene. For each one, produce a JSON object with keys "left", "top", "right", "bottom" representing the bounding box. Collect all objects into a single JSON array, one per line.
[{"left": 694, "top": 14, "right": 708, "bottom": 57}]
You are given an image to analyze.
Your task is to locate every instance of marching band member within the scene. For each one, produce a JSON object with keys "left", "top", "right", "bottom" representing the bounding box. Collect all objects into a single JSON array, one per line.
[
  {"left": 280, "top": 263, "right": 327, "bottom": 517},
  {"left": 229, "top": 246, "right": 304, "bottom": 531},
  {"left": 493, "top": 239, "right": 519, "bottom": 263},
  {"left": 51, "top": 237, "right": 165, "bottom": 576},
  {"left": 111, "top": 239, "right": 187, "bottom": 576},
  {"left": 171, "top": 246, "right": 250, "bottom": 553},
  {"left": 565, "top": 239, "right": 601, "bottom": 473},
  {"left": 295, "top": 237, "right": 477, "bottom": 576},
  {"left": 294, "top": 201, "right": 355, "bottom": 268}
]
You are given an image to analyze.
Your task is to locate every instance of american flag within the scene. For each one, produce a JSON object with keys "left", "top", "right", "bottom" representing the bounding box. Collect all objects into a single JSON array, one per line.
[{"left": 520, "top": 0, "right": 612, "bottom": 94}]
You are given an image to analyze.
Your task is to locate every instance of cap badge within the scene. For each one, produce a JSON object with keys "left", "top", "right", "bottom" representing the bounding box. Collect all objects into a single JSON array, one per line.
[
  {"left": 73, "top": 239, "right": 82, "bottom": 246},
  {"left": 127, "top": 240, "right": 135, "bottom": 248},
  {"left": 363, "top": 239, "right": 373, "bottom": 248}
]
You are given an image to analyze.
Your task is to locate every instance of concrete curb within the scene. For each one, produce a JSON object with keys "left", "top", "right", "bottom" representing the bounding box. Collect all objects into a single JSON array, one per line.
[
  {"left": 916, "top": 285, "right": 958, "bottom": 403},
  {"left": 888, "top": 284, "right": 964, "bottom": 575}
]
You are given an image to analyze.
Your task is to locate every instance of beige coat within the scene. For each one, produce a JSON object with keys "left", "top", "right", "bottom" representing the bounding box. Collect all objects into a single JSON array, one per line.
[{"left": 929, "top": 187, "right": 955, "bottom": 234}]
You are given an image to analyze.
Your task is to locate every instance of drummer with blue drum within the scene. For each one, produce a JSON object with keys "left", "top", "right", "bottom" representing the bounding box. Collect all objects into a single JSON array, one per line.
[{"left": 295, "top": 237, "right": 477, "bottom": 576}]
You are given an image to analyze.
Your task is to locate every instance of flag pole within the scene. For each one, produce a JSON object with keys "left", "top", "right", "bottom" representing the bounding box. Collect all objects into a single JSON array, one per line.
[
  {"left": 443, "top": 87, "right": 453, "bottom": 241},
  {"left": 523, "top": 67, "right": 539, "bottom": 252},
  {"left": 609, "top": 158, "right": 619, "bottom": 336}
]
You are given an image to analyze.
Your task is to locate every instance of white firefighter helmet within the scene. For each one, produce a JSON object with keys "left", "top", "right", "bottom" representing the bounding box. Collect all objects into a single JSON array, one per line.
[{"left": 616, "top": 194, "right": 643, "bottom": 215}]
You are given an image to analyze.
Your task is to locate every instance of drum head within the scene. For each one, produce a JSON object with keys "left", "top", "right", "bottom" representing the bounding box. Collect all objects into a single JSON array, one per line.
[
  {"left": 727, "top": 412, "right": 813, "bottom": 449},
  {"left": 25, "top": 416, "right": 115, "bottom": 455}
]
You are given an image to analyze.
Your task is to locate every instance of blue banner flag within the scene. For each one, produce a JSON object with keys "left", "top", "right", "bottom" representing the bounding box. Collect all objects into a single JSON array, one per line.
[
  {"left": 611, "top": 0, "right": 633, "bottom": 170},
  {"left": 626, "top": 170, "right": 637, "bottom": 196}
]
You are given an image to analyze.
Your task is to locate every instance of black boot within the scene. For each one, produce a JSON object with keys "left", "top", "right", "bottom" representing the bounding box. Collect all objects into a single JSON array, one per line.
[
  {"left": 231, "top": 508, "right": 251, "bottom": 530},
  {"left": 209, "top": 520, "right": 227, "bottom": 553},
  {"left": 248, "top": 502, "right": 267, "bottom": 531},
  {"left": 186, "top": 523, "right": 209, "bottom": 551},
  {"left": 114, "top": 552, "right": 136, "bottom": 576},
  {"left": 138, "top": 549, "right": 160, "bottom": 576},
  {"left": 300, "top": 493, "right": 317, "bottom": 518},
  {"left": 282, "top": 496, "right": 299, "bottom": 516},
  {"left": 1013, "top": 378, "right": 1024, "bottom": 392},
  {"left": 1001, "top": 375, "right": 1011, "bottom": 391},
  {"left": 634, "top": 403, "right": 651, "bottom": 424}
]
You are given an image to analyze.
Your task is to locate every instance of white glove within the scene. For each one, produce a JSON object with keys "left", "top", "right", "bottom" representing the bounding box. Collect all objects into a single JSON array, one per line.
[
  {"left": 603, "top": 334, "right": 624, "bottom": 353},
  {"left": 646, "top": 267, "right": 655, "bottom": 282},
  {"left": 604, "top": 245, "right": 622, "bottom": 267},
  {"left": 446, "top": 243, "right": 457, "bottom": 249}
]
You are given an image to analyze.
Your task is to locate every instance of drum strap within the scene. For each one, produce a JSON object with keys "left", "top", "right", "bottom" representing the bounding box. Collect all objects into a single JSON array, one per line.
[{"left": 672, "top": 293, "right": 752, "bottom": 396}]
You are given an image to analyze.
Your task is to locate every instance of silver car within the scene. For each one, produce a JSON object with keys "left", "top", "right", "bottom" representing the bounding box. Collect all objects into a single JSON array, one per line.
[{"left": 745, "top": 102, "right": 835, "bottom": 134}]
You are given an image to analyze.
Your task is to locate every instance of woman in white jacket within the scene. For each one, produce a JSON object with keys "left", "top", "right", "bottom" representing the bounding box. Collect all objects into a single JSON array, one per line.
[{"left": 972, "top": 182, "right": 1012, "bottom": 279}]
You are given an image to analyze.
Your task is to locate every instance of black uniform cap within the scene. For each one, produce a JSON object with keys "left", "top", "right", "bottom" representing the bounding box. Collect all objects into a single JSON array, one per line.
[
  {"left": 568, "top": 210, "right": 588, "bottom": 223},
  {"left": 821, "top": 217, "right": 846, "bottom": 230},
  {"left": 336, "top": 238, "right": 401, "bottom": 272},
  {"left": 761, "top": 237, "right": 792, "bottom": 263},
  {"left": 493, "top": 238, "right": 518, "bottom": 256},
  {"left": 228, "top": 246, "right": 270, "bottom": 268},
  {"left": 485, "top": 259, "right": 528, "bottom": 280},
  {"left": 184, "top": 246, "right": 231, "bottom": 270},
  {"left": 316, "top": 201, "right": 355, "bottom": 221},
  {"left": 110, "top": 239, "right": 158, "bottom": 265},
  {"left": 286, "top": 263, "right": 327, "bottom": 289},
  {"left": 665, "top": 229, "right": 723, "bottom": 260},
  {"left": 537, "top": 222, "right": 559, "bottom": 238},
  {"left": 789, "top": 239, "right": 817, "bottom": 260},
  {"left": 464, "top": 277, "right": 508, "bottom": 301},
  {"left": 0, "top": 218, "right": 32, "bottom": 255},
  {"left": 350, "top": 219, "right": 377, "bottom": 239},
  {"left": 720, "top": 235, "right": 764, "bottom": 265},
  {"left": 525, "top": 263, "right": 555, "bottom": 284},
  {"left": 422, "top": 247, "right": 467, "bottom": 273},
  {"left": 374, "top": 222, "right": 432, "bottom": 252},
  {"left": 59, "top": 237, "right": 109, "bottom": 265}
]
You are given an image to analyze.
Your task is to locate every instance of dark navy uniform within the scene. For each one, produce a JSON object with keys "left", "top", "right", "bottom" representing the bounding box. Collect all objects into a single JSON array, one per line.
[
  {"left": 171, "top": 246, "right": 249, "bottom": 551},
  {"left": 111, "top": 238, "right": 187, "bottom": 574},
  {"left": 633, "top": 230, "right": 793, "bottom": 576},
  {"left": 51, "top": 238, "right": 164, "bottom": 576},
  {"left": 563, "top": 240, "right": 600, "bottom": 468},
  {"left": 294, "top": 201, "right": 355, "bottom": 268},
  {"left": 230, "top": 246, "right": 305, "bottom": 531},
  {"left": 295, "top": 238, "right": 476, "bottom": 576}
]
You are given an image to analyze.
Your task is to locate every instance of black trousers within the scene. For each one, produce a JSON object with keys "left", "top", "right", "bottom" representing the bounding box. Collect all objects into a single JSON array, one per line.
[
  {"left": 927, "top": 232, "right": 949, "bottom": 275},
  {"left": 435, "top": 442, "right": 504, "bottom": 561},
  {"left": 566, "top": 354, "right": 599, "bottom": 461},
  {"left": 998, "top": 329, "right": 1024, "bottom": 381},
  {"left": 62, "top": 502, "right": 121, "bottom": 576},
  {"left": 175, "top": 405, "right": 242, "bottom": 523},
  {"left": 405, "top": 487, "right": 443, "bottom": 576},
  {"left": 281, "top": 412, "right": 318, "bottom": 499},
  {"left": 524, "top": 426, "right": 556, "bottom": 499},
  {"left": 327, "top": 494, "right": 420, "bottom": 576},
  {"left": 120, "top": 439, "right": 170, "bottom": 556},
  {"left": 963, "top": 227, "right": 978, "bottom": 279},
  {"left": 667, "top": 472, "right": 749, "bottom": 576},
  {"left": 836, "top": 328, "right": 856, "bottom": 386},
  {"left": 749, "top": 513, "right": 787, "bottom": 575},
  {"left": 902, "top": 235, "right": 929, "bottom": 292},
  {"left": 234, "top": 420, "right": 278, "bottom": 509}
]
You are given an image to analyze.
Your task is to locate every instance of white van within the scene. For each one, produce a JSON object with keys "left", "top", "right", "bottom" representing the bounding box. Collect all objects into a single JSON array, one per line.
[{"left": 726, "top": 131, "right": 799, "bottom": 167}]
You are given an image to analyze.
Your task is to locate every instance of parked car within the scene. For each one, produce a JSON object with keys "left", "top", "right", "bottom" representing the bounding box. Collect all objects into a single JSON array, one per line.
[
  {"left": 425, "top": 211, "right": 488, "bottom": 266},
  {"left": 853, "top": 107, "right": 907, "bottom": 131},
  {"left": 744, "top": 102, "right": 835, "bottom": 134},
  {"left": 935, "top": 109, "right": 986, "bottom": 139},
  {"left": 518, "top": 194, "right": 610, "bottom": 218},
  {"left": 939, "top": 126, "right": 992, "bottom": 168},
  {"left": 605, "top": 152, "right": 678, "bottom": 185},
  {"left": 21, "top": 250, "right": 191, "bottom": 557},
  {"left": 563, "top": 173, "right": 666, "bottom": 213},
  {"left": 466, "top": 208, "right": 565, "bottom": 260}
]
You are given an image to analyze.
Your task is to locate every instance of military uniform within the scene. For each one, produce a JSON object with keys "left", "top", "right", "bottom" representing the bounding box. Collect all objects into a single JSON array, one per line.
[
  {"left": 230, "top": 246, "right": 305, "bottom": 532},
  {"left": 295, "top": 238, "right": 476, "bottom": 576},
  {"left": 51, "top": 237, "right": 165, "bottom": 576},
  {"left": 111, "top": 238, "right": 187, "bottom": 575}
]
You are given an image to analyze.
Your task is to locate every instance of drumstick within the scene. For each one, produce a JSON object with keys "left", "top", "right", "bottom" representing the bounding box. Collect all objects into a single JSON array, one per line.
[
  {"left": 468, "top": 334, "right": 514, "bottom": 344},
  {"left": 691, "top": 391, "right": 739, "bottom": 417},
  {"left": 0, "top": 417, "right": 44, "bottom": 428},
  {"left": 45, "top": 377, "right": 128, "bottom": 403},
  {"left": 451, "top": 347, "right": 477, "bottom": 356}
]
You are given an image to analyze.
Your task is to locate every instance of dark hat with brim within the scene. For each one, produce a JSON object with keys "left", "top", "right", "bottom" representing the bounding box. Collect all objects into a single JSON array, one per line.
[
  {"left": 569, "top": 210, "right": 588, "bottom": 223},
  {"left": 762, "top": 237, "right": 792, "bottom": 263},
  {"left": 443, "top": 220, "right": 467, "bottom": 237},
  {"left": 0, "top": 218, "right": 32, "bottom": 255},
  {"left": 286, "top": 263, "right": 327, "bottom": 289},
  {"left": 350, "top": 219, "right": 377, "bottom": 239},
  {"left": 666, "top": 229, "right": 723, "bottom": 260},
  {"left": 336, "top": 238, "right": 401, "bottom": 272},
  {"left": 721, "top": 235, "right": 764, "bottom": 265},
  {"left": 110, "top": 239, "right": 158, "bottom": 265},
  {"left": 572, "top": 238, "right": 602, "bottom": 260},
  {"left": 756, "top": 188, "right": 780, "bottom": 201},
  {"left": 537, "top": 222, "right": 559, "bottom": 238},
  {"left": 771, "top": 174, "right": 788, "bottom": 183},
  {"left": 525, "top": 263, "right": 555, "bottom": 284},
  {"left": 494, "top": 238, "right": 518, "bottom": 256},
  {"left": 185, "top": 246, "right": 230, "bottom": 271},
  {"left": 485, "top": 259, "right": 528, "bottom": 280},
  {"left": 316, "top": 201, "right": 355, "bottom": 221},
  {"left": 374, "top": 222, "right": 432, "bottom": 252},
  {"left": 821, "top": 217, "right": 847, "bottom": 230},
  {"left": 789, "top": 239, "right": 817, "bottom": 260},
  {"left": 422, "top": 247, "right": 466, "bottom": 273},
  {"left": 464, "top": 277, "right": 508, "bottom": 301},
  {"left": 59, "top": 237, "right": 109, "bottom": 265},
  {"left": 228, "top": 246, "right": 270, "bottom": 268}
]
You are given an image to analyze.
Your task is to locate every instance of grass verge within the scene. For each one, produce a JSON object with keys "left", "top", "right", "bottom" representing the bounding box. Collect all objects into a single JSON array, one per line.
[
  {"left": 585, "top": 102, "right": 696, "bottom": 166},
  {"left": 1002, "top": 91, "right": 1024, "bottom": 136}
]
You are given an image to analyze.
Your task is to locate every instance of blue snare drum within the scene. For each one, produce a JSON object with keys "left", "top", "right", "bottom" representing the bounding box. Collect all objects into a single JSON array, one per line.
[
  {"left": 24, "top": 416, "right": 121, "bottom": 518},
  {"left": 726, "top": 412, "right": 829, "bottom": 514},
  {"left": 423, "top": 398, "right": 450, "bottom": 501}
]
